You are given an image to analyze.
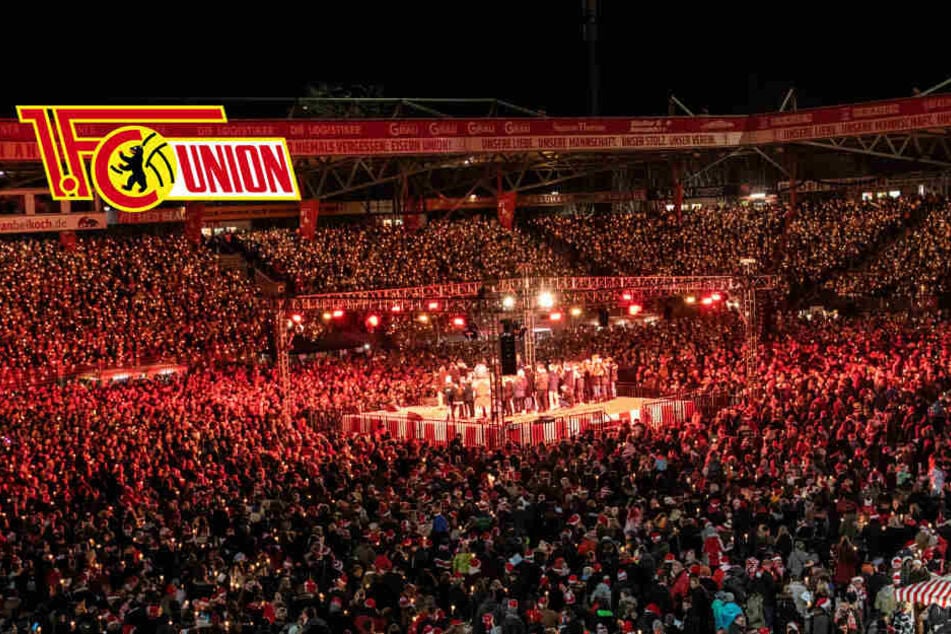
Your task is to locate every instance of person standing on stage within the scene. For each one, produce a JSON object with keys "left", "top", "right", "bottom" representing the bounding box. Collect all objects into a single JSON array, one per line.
[
  {"left": 575, "top": 361, "right": 587, "bottom": 404},
  {"left": 524, "top": 364, "right": 535, "bottom": 412},
  {"left": 443, "top": 378, "right": 457, "bottom": 422},
  {"left": 607, "top": 356, "right": 618, "bottom": 399},
  {"left": 547, "top": 363, "right": 561, "bottom": 411},
  {"left": 562, "top": 363, "right": 576, "bottom": 406},
  {"left": 452, "top": 380, "right": 466, "bottom": 420},
  {"left": 534, "top": 363, "right": 549, "bottom": 412},
  {"left": 474, "top": 375, "right": 491, "bottom": 419},
  {"left": 462, "top": 377, "right": 475, "bottom": 419},
  {"left": 514, "top": 370, "right": 528, "bottom": 414},
  {"left": 592, "top": 357, "right": 605, "bottom": 402}
]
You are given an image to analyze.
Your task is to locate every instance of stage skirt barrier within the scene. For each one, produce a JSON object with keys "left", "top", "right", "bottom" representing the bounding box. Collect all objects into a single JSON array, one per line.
[
  {"left": 340, "top": 414, "right": 503, "bottom": 447},
  {"left": 340, "top": 398, "right": 694, "bottom": 447},
  {"left": 605, "top": 398, "right": 696, "bottom": 431}
]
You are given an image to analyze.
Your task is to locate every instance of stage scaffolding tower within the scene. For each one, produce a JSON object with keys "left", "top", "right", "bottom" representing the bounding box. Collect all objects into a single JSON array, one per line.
[
  {"left": 273, "top": 298, "right": 292, "bottom": 424},
  {"left": 739, "top": 258, "right": 760, "bottom": 385},
  {"left": 518, "top": 265, "right": 537, "bottom": 370}
]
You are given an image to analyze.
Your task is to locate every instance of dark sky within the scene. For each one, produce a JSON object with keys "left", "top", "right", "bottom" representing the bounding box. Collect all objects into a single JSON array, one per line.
[{"left": 4, "top": 3, "right": 947, "bottom": 119}]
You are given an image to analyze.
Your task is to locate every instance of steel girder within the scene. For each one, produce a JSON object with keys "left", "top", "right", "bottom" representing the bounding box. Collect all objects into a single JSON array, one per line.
[
  {"left": 797, "top": 130, "right": 951, "bottom": 168},
  {"left": 290, "top": 275, "right": 779, "bottom": 313},
  {"left": 296, "top": 151, "right": 640, "bottom": 201}
]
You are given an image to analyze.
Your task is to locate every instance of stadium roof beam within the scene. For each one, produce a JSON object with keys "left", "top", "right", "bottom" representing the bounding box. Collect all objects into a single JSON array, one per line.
[
  {"left": 919, "top": 76, "right": 951, "bottom": 96},
  {"left": 300, "top": 151, "right": 629, "bottom": 201},
  {"left": 797, "top": 132, "right": 951, "bottom": 168},
  {"left": 682, "top": 149, "right": 748, "bottom": 184},
  {"left": 779, "top": 87, "right": 798, "bottom": 112},
  {"left": 288, "top": 97, "right": 547, "bottom": 119}
]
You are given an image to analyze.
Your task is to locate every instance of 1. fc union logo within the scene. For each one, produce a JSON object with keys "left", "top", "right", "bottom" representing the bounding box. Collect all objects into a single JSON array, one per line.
[{"left": 17, "top": 106, "right": 301, "bottom": 212}]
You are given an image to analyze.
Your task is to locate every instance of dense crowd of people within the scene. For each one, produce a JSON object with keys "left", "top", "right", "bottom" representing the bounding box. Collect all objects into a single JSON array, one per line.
[
  {"left": 829, "top": 201, "right": 951, "bottom": 298},
  {"left": 236, "top": 218, "right": 575, "bottom": 294},
  {"left": 0, "top": 191, "right": 950, "bottom": 634},
  {"left": 530, "top": 196, "right": 945, "bottom": 294},
  {"left": 1, "top": 309, "right": 949, "bottom": 634},
  {"left": 1, "top": 193, "right": 947, "bottom": 383},
  {"left": 0, "top": 235, "right": 265, "bottom": 385}
]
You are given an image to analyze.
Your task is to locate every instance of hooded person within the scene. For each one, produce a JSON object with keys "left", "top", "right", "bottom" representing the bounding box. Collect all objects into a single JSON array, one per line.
[{"left": 712, "top": 592, "right": 743, "bottom": 633}]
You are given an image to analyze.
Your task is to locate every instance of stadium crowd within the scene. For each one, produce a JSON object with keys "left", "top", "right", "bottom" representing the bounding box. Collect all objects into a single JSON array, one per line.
[
  {"left": 829, "top": 201, "right": 951, "bottom": 298},
  {"left": 0, "top": 235, "right": 265, "bottom": 386},
  {"left": 1, "top": 194, "right": 947, "bottom": 383},
  {"left": 0, "top": 192, "right": 949, "bottom": 634},
  {"left": 236, "top": 218, "right": 575, "bottom": 294},
  {"left": 1, "top": 310, "right": 950, "bottom": 634}
]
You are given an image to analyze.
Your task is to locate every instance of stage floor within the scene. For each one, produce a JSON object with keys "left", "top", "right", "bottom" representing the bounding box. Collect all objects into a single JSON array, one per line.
[{"left": 381, "top": 396, "right": 649, "bottom": 425}]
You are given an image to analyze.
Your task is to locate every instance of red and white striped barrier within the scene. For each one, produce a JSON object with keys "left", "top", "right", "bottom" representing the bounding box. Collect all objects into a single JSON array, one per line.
[
  {"left": 504, "top": 412, "right": 601, "bottom": 446},
  {"left": 340, "top": 414, "right": 502, "bottom": 447},
  {"left": 607, "top": 399, "right": 696, "bottom": 431}
]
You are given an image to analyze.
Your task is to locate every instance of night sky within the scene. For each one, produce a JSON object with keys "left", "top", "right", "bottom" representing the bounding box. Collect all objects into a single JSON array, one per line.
[{"left": 4, "top": 3, "right": 947, "bottom": 119}]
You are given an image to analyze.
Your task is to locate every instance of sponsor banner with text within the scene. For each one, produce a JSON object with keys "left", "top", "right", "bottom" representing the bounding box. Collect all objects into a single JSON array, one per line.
[{"left": 0, "top": 213, "right": 106, "bottom": 234}]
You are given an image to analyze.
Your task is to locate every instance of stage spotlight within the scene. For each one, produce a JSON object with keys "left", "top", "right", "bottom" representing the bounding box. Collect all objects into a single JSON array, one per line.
[
  {"left": 684, "top": 296, "right": 696, "bottom": 305},
  {"left": 570, "top": 307, "right": 583, "bottom": 317},
  {"left": 711, "top": 292, "right": 722, "bottom": 301},
  {"left": 502, "top": 295, "right": 516, "bottom": 310},
  {"left": 417, "top": 314, "right": 429, "bottom": 323},
  {"left": 321, "top": 311, "right": 332, "bottom": 321},
  {"left": 366, "top": 314, "right": 380, "bottom": 328},
  {"left": 332, "top": 309, "right": 345, "bottom": 319},
  {"left": 452, "top": 316, "right": 467, "bottom": 328},
  {"left": 622, "top": 292, "right": 633, "bottom": 302},
  {"left": 291, "top": 313, "right": 303, "bottom": 324},
  {"left": 628, "top": 304, "right": 642, "bottom": 316},
  {"left": 549, "top": 312, "right": 562, "bottom": 321},
  {"left": 537, "top": 291, "right": 555, "bottom": 309},
  {"left": 390, "top": 304, "right": 402, "bottom": 313},
  {"left": 701, "top": 297, "right": 714, "bottom": 306},
  {"left": 428, "top": 301, "right": 440, "bottom": 311}
]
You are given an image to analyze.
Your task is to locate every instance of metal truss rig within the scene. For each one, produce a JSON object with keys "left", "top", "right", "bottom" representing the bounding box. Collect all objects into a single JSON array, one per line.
[
  {"left": 798, "top": 130, "right": 951, "bottom": 169},
  {"left": 297, "top": 151, "right": 627, "bottom": 200},
  {"left": 290, "top": 275, "right": 779, "bottom": 312}
]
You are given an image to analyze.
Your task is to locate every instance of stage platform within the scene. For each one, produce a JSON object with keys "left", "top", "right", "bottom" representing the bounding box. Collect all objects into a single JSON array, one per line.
[
  {"left": 340, "top": 396, "right": 695, "bottom": 447},
  {"left": 395, "top": 397, "right": 649, "bottom": 426}
]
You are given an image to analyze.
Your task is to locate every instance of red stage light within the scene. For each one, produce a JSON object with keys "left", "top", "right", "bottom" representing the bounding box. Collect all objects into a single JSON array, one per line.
[
  {"left": 701, "top": 297, "right": 714, "bottom": 306},
  {"left": 427, "top": 301, "right": 440, "bottom": 311},
  {"left": 622, "top": 292, "right": 633, "bottom": 301},
  {"left": 628, "top": 304, "right": 642, "bottom": 316},
  {"left": 291, "top": 313, "right": 303, "bottom": 324},
  {"left": 390, "top": 304, "right": 402, "bottom": 313},
  {"left": 331, "top": 309, "right": 345, "bottom": 319},
  {"left": 452, "top": 316, "right": 466, "bottom": 328},
  {"left": 366, "top": 314, "right": 380, "bottom": 328},
  {"left": 711, "top": 292, "right": 722, "bottom": 301},
  {"left": 549, "top": 312, "right": 562, "bottom": 321}
]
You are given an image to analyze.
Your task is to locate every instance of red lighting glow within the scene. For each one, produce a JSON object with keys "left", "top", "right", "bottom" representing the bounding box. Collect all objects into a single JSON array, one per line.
[
  {"left": 390, "top": 304, "right": 402, "bottom": 313},
  {"left": 711, "top": 292, "right": 722, "bottom": 301},
  {"left": 452, "top": 316, "right": 466, "bottom": 328},
  {"left": 427, "top": 301, "right": 440, "bottom": 311},
  {"left": 291, "top": 313, "right": 303, "bottom": 324},
  {"left": 701, "top": 297, "right": 714, "bottom": 306},
  {"left": 366, "top": 314, "right": 380, "bottom": 328},
  {"left": 549, "top": 312, "right": 562, "bottom": 322},
  {"left": 628, "top": 304, "right": 642, "bottom": 316},
  {"left": 332, "top": 309, "right": 345, "bottom": 319},
  {"left": 622, "top": 292, "right": 633, "bottom": 302}
]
